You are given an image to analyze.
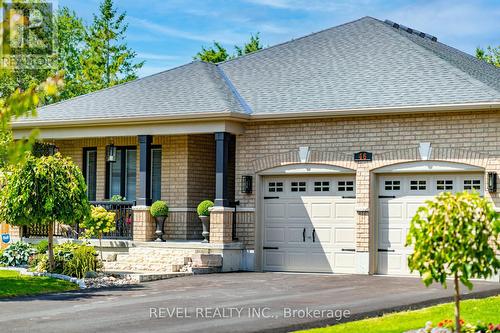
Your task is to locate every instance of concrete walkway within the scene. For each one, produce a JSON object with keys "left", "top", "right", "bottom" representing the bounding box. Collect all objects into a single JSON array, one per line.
[{"left": 0, "top": 273, "right": 498, "bottom": 333}]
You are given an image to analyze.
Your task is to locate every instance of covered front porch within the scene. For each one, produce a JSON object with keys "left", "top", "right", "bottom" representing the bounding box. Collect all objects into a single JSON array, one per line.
[{"left": 13, "top": 127, "right": 242, "bottom": 244}]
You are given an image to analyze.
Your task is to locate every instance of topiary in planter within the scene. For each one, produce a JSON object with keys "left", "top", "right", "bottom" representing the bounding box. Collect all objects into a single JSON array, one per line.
[
  {"left": 197, "top": 200, "right": 214, "bottom": 217},
  {"left": 150, "top": 201, "right": 169, "bottom": 242},
  {"left": 150, "top": 201, "right": 169, "bottom": 217}
]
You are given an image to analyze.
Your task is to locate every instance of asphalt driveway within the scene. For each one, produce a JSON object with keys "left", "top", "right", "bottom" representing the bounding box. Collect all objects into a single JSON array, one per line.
[{"left": 0, "top": 273, "right": 499, "bottom": 333}]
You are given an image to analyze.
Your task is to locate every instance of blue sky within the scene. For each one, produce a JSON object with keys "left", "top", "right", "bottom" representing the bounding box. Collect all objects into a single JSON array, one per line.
[{"left": 60, "top": 0, "right": 500, "bottom": 78}]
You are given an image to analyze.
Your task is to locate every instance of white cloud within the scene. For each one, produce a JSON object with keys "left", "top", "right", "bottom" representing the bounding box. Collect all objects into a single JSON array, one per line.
[
  {"left": 137, "top": 52, "right": 180, "bottom": 61},
  {"left": 129, "top": 17, "right": 249, "bottom": 44}
]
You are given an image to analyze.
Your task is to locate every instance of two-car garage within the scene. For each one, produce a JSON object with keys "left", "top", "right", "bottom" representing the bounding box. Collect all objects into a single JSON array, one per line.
[{"left": 260, "top": 163, "right": 484, "bottom": 276}]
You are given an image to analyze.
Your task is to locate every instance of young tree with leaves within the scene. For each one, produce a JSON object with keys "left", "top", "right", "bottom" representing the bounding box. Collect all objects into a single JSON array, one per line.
[
  {"left": 406, "top": 191, "right": 500, "bottom": 333},
  {"left": 0, "top": 154, "right": 90, "bottom": 271},
  {"left": 476, "top": 45, "right": 500, "bottom": 67},
  {"left": 0, "top": 75, "right": 62, "bottom": 167},
  {"left": 80, "top": 205, "right": 116, "bottom": 261},
  {"left": 80, "top": 0, "right": 143, "bottom": 91}
]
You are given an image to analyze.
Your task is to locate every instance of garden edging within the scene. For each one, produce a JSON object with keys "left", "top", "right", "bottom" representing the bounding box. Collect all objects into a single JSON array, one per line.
[{"left": 0, "top": 266, "right": 86, "bottom": 288}]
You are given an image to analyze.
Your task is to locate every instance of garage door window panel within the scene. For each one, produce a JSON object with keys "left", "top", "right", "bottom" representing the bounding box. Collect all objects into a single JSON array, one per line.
[
  {"left": 384, "top": 180, "right": 400, "bottom": 191},
  {"left": 268, "top": 181, "right": 283, "bottom": 193},
  {"left": 338, "top": 180, "right": 354, "bottom": 192},
  {"left": 410, "top": 180, "right": 426, "bottom": 191},
  {"left": 314, "top": 181, "right": 330, "bottom": 192},
  {"left": 437, "top": 179, "right": 453, "bottom": 191},
  {"left": 464, "top": 179, "right": 481, "bottom": 191},
  {"left": 291, "top": 181, "right": 307, "bottom": 192}
]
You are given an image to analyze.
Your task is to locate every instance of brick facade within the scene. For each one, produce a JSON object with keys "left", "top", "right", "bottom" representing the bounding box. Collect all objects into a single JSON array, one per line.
[
  {"left": 235, "top": 110, "right": 500, "bottom": 253},
  {"left": 42, "top": 110, "right": 499, "bottom": 268}
]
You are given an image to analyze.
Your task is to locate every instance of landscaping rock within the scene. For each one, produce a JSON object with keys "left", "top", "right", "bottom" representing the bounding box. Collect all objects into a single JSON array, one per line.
[
  {"left": 85, "top": 271, "right": 98, "bottom": 278},
  {"left": 83, "top": 272, "right": 138, "bottom": 289}
]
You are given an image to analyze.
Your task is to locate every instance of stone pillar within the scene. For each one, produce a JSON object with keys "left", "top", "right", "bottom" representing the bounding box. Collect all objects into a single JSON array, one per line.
[
  {"left": 209, "top": 207, "right": 234, "bottom": 244},
  {"left": 132, "top": 206, "right": 155, "bottom": 242}
]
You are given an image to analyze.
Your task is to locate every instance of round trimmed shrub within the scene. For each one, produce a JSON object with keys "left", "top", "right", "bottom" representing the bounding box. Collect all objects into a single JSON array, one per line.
[
  {"left": 150, "top": 201, "right": 169, "bottom": 217},
  {"left": 197, "top": 200, "right": 214, "bottom": 217}
]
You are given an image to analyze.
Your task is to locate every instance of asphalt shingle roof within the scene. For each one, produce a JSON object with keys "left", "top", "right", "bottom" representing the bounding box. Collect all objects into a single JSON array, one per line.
[
  {"left": 21, "top": 16, "right": 500, "bottom": 124},
  {"left": 30, "top": 61, "right": 245, "bottom": 122},
  {"left": 219, "top": 17, "right": 500, "bottom": 115}
]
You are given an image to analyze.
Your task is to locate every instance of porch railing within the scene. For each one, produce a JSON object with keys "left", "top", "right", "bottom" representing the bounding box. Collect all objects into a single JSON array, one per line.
[
  {"left": 23, "top": 201, "right": 135, "bottom": 240},
  {"left": 89, "top": 201, "right": 135, "bottom": 240}
]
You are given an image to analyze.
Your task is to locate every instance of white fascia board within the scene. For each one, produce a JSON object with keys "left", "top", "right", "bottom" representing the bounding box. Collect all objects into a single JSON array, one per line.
[{"left": 13, "top": 120, "right": 245, "bottom": 140}]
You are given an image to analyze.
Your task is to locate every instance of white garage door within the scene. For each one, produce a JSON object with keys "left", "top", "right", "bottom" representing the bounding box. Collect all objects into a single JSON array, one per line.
[
  {"left": 377, "top": 173, "right": 484, "bottom": 275},
  {"left": 263, "top": 175, "right": 357, "bottom": 273}
]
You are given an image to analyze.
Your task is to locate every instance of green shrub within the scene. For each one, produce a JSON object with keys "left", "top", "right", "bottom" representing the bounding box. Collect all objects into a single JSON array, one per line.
[
  {"left": 197, "top": 200, "right": 214, "bottom": 217},
  {"left": 63, "top": 246, "right": 102, "bottom": 279},
  {"left": 54, "top": 241, "right": 80, "bottom": 262},
  {"left": 110, "top": 195, "right": 125, "bottom": 202},
  {"left": 150, "top": 201, "right": 169, "bottom": 217},
  {"left": 35, "top": 240, "right": 49, "bottom": 254},
  {"left": 30, "top": 242, "right": 102, "bottom": 277},
  {"left": 0, "top": 241, "right": 35, "bottom": 266}
]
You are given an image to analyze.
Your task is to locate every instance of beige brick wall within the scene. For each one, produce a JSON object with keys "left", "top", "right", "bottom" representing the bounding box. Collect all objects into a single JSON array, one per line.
[{"left": 235, "top": 110, "right": 500, "bottom": 251}]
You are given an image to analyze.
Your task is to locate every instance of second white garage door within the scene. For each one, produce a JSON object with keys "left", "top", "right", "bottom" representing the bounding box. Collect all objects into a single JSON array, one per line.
[
  {"left": 262, "top": 175, "right": 357, "bottom": 273},
  {"left": 377, "top": 173, "right": 484, "bottom": 275}
]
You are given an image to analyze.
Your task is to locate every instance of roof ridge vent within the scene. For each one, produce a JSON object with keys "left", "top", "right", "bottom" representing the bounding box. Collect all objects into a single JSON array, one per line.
[{"left": 384, "top": 19, "right": 437, "bottom": 42}]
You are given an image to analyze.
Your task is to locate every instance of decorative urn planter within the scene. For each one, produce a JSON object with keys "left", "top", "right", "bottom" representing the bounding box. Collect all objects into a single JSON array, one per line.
[
  {"left": 197, "top": 200, "right": 214, "bottom": 243},
  {"left": 150, "top": 201, "right": 169, "bottom": 242},
  {"left": 154, "top": 216, "right": 167, "bottom": 242},
  {"left": 199, "top": 216, "right": 210, "bottom": 243}
]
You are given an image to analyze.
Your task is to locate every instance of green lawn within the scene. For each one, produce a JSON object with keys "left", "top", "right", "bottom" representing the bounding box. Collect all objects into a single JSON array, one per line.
[
  {"left": 0, "top": 270, "right": 79, "bottom": 298},
  {"left": 299, "top": 295, "right": 500, "bottom": 333}
]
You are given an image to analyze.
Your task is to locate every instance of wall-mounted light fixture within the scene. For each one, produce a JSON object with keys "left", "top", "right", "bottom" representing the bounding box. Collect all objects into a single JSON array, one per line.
[
  {"left": 241, "top": 175, "right": 253, "bottom": 194},
  {"left": 488, "top": 172, "right": 497, "bottom": 193},
  {"left": 106, "top": 144, "right": 117, "bottom": 163}
]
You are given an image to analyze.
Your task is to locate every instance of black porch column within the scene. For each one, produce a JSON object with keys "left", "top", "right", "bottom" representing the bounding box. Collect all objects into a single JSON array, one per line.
[
  {"left": 215, "top": 132, "right": 231, "bottom": 207},
  {"left": 137, "top": 135, "right": 152, "bottom": 206}
]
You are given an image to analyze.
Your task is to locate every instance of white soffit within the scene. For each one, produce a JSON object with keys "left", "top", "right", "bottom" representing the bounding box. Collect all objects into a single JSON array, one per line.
[
  {"left": 374, "top": 161, "right": 484, "bottom": 173},
  {"left": 259, "top": 163, "right": 355, "bottom": 175}
]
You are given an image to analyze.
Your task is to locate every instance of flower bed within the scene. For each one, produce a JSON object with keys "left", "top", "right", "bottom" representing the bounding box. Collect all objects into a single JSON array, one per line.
[{"left": 414, "top": 319, "right": 500, "bottom": 333}]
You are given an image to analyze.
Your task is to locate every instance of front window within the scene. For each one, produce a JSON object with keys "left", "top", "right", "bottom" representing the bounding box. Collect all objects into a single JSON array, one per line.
[
  {"left": 151, "top": 147, "right": 162, "bottom": 202},
  {"left": 108, "top": 147, "right": 137, "bottom": 201},
  {"left": 84, "top": 148, "right": 97, "bottom": 201}
]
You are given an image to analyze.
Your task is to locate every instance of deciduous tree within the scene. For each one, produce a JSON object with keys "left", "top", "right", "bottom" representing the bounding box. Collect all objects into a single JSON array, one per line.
[
  {"left": 0, "top": 153, "right": 90, "bottom": 270},
  {"left": 476, "top": 45, "right": 500, "bottom": 67},
  {"left": 406, "top": 191, "right": 500, "bottom": 333}
]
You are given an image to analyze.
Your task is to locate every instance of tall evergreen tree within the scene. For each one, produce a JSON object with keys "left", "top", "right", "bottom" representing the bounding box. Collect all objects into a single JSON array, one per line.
[{"left": 80, "top": 0, "right": 143, "bottom": 90}]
